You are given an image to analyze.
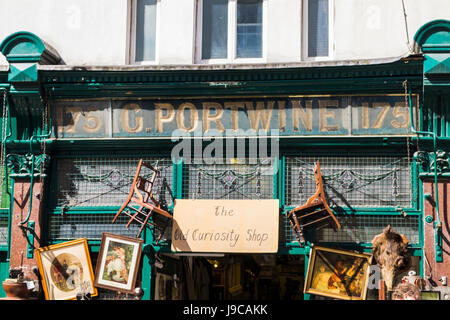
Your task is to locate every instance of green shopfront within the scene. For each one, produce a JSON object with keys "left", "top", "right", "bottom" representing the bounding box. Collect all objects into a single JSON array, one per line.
[{"left": 0, "top": 20, "right": 449, "bottom": 300}]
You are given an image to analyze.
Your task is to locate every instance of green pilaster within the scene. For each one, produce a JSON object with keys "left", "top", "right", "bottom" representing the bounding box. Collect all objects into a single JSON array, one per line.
[{"left": 142, "top": 230, "right": 154, "bottom": 300}]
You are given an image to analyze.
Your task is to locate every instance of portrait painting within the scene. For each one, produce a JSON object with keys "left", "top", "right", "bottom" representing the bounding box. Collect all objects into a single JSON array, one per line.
[
  {"left": 304, "top": 245, "right": 372, "bottom": 300},
  {"left": 35, "top": 238, "right": 97, "bottom": 300},
  {"left": 94, "top": 233, "right": 143, "bottom": 294}
]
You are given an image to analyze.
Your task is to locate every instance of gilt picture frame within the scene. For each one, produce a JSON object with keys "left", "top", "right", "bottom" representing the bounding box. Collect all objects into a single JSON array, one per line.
[
  {"left": 35, "top": 238, "right": 98, "bottom": 300},
  {"left": 304, "top": 245, "right": 373, "bottom": 300},
  {"left": 94, "top": 233, "right": 143, "bottom": 294}
]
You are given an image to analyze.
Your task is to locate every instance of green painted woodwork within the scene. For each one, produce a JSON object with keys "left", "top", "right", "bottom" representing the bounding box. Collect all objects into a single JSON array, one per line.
[
  {"left": 0, "top": 32, "right": 60, "bottom": 84},
  {"left": 0, "top": 252, "right": 9, "bottom": 298},
  {"left": 6, "top": 153, "right": 50, "bottom": 178},
  {"left": 8, "top": 63, "right": 38, "bottom": 82},
  {"left": 0, "top": 31, "right": 61, "bottom": 64},
  {"left": 414, "top": 20, "right": 450, "bottom": 53},
  {"left": 424, "top": 54, "right": 450, "bottom": 74},
  {"left": 0, "top": 32, "right": 46, "bottom": 63},
  {"left": 415, "top": 150, "right": 450, "bottom": 175}
]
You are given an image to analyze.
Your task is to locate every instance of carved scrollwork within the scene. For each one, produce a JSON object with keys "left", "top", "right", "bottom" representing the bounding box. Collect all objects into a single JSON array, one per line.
[
  {"left": 414, "top": 150, "right": 450, "bottom": 174},
  {"left": 6, "top": 153, "right": 50, "bottom": 176}
]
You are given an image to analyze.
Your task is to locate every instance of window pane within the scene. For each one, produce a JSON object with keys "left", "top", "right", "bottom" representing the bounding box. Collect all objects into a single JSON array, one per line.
[
  {"left": 236, "top": 0, "right": 262, "bottom": 58},
  {"left": 202, "top": 0, "right": 228, "bottom": 59},
  {"left": 135, "top": 0, "right": 157, "bottom": 62},
  {"left": 308, "top": 0, "right": 329, "bottom": 57}
]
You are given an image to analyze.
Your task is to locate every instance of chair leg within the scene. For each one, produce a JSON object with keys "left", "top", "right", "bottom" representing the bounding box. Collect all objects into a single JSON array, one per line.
[{"left": 112, "top": 201, "right": 130, "bottom": 223}]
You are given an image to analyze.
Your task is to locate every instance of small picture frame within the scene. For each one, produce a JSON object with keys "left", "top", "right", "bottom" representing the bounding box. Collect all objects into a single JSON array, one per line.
[
  {"left": 304, "top": 245, "right": 373, "bottom": 300},
  {"left": 94, "top": 233, "right": 143, "bottom": 294},
  {"left": 419, "top": 291, "right": 441, "bottom": 300},
  {"left": 35, "top": 238, "right": 98, "bottom": 300}
]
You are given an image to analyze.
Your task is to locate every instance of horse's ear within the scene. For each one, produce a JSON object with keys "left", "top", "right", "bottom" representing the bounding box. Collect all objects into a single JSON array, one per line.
[
  {"left": 371, "top": 233, "right": 383, "bottom": 247},
  {"left": 400, "top": 234, "right": 409, "bottom": 245}
]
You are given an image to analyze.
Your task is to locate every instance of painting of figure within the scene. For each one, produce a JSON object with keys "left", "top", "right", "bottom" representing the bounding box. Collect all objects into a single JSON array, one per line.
[
  {"left": 94, "top": 233, "right": 143, "bottom": 294},
  {"left": 305, "top": 245, "right": 372, "bottom": 300},
  {"left": 103, "top": 241, "right": 133, "bottom": 284}
]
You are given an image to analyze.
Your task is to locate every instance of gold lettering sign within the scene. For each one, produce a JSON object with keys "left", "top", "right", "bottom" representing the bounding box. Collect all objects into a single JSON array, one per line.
[
  {"left": 155, "top": 103, "right": 175, "bottom": 133},
  {"left": 52, "top": 95, "right": 417, "bottom": 138},
  {"left": 171, "top": 199, "right": 279, "bottom": 253}
]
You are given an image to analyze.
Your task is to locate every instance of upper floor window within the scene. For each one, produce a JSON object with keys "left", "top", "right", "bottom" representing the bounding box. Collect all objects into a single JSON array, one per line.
[
  {"left": 131, "top": 0, "right": 158, "bottom": 63},
  {"left": 197, "top": 0, "right": 265, "bottom": 63},
  {"left": 303, "top": 0, "right": 332, "bottom": 60}
]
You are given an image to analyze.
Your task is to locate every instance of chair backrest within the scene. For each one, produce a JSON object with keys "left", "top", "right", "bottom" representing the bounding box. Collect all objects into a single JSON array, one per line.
[{"left": 134, "top": 161, "right": 160, "bottom": 204}]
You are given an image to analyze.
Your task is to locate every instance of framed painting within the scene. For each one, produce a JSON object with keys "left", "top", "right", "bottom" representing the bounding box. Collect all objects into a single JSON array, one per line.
[
  {"left": 94, "top": 233, "right": 143, "bottom": 294},
  {"left": 35, "top": 238, "right": 98, "bottom": 300},
  {"left": 304, "top": 245, "right": 373, "bottom": 300}
]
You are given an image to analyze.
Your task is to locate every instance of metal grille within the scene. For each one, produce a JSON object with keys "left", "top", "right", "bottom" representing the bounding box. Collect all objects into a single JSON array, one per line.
[
  {"left": 50, "top": 157, "right": 173, "bottom": 241},
  {"left": 283, "top": 214, "right": 419, "bottom": 244},
  {"left": 0, "top": 169, "right": 11, "bottom": 209},
  {"left": 48, "top": 214, "right": 140, "bottom": 241},
  {"left": 55, "top": 157, "right": 174, "bottom": 208},
  {"left": 182, "top": 158, "right": 274, "bottom": 199},
  {"left": 0, "top": 215, "right": 7, "bottom": 246},
  {"left": 285, "top": 156, "right": 412, "bottom": 208}
]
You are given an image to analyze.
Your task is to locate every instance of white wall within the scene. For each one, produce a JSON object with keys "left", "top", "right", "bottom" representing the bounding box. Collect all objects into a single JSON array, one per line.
[
  {"left": 266, "top": 0, "right": 302, "bottom": 63},
  {"left": 0, "top": 0, "right": 129, "bottom": 66},
  {"left": 0, "top": 0, "right": 449, "bottom": 66},
  {"left": 333, "top": 0, "right": 450, "bottom": 60},
  {"left": 158, "top": 0, "right": 196, "bottom": 65}
]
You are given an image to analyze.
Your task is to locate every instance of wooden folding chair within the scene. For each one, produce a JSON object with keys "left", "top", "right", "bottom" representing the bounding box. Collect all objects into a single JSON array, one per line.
[
  {"left": 287, "top": 161, "right": 341, "bottom": 246},
  {"left": 112, "top": 159, "right": 173, "bottom": 243}
]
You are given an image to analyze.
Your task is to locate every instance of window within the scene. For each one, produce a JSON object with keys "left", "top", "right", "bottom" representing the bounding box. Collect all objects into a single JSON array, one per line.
[
  {"left": 197, "top": 0, "right": 265, "bottom": 63},
  {"left": 49, "top": 156, "right": 174, "bottom": 241},
  {"left": 236, "top": 0, "right": 263, "bottom": 58},
  {"left": 131, "top": 0, "right": 158, "bottom": 63},
  {"left": 303, "top": 0, "right": 332, "bottom": 59}
]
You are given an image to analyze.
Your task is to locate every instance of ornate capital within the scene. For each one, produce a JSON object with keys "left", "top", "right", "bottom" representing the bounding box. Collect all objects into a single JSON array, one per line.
[
  {"left": 6, "top": 153, "right": 50, "bottom": 177},
  {"left": 414, "top": 150, "right": 450, "bottom": 174}
]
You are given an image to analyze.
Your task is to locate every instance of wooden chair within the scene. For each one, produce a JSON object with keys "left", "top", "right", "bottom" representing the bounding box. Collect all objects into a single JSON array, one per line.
[
  {"left": 112, "top": 159, "right": 173, "bottom": 243},
  {"left": 287, "top": 161, "right": 341, "bottom": 246}
]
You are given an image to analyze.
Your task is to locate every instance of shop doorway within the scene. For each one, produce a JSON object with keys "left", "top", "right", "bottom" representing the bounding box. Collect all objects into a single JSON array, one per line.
[{"left": 155, "top": 254, "right": 305, "bottom": 300}]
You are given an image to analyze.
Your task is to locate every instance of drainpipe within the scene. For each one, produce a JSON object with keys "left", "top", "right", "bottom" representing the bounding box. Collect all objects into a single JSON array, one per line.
[
  {"left": 406, "top": 85, "right": 442, "bottom": 262},
  {"left": 17, "top": 129, "right": 52, "bottom": 228}
]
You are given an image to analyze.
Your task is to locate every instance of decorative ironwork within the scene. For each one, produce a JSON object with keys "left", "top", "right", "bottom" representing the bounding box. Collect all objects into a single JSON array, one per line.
[
  {"left": 6, "top": 153, "right": 50, "bottom": 177},
  {"left": 415, "top": 150, "right": 450, "bottom": 174},
  {"left": 283, "top": 214, "right": 420, "bottom": 244},
  {"left": 184, "top": 158, "right": 274, "bottom": 200},
  {"left": 54, "top": 158, "right": 173, "bottom": 208},
  {"left": 285, "top": 156, "right": 412, "bottom": 208}
]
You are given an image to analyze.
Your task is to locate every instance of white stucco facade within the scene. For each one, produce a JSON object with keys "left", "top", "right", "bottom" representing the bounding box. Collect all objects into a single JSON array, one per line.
[{"left": 0, "top": 0, "right": 449, "bottom": 66}]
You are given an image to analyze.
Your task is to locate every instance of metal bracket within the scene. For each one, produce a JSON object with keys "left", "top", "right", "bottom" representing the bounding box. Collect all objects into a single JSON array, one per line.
[
  {"left": 435, "top": 222, "right": 443, "bottom": 263},
  {"left": 26, "top": 220, "right": 35, "bottom": 259}
]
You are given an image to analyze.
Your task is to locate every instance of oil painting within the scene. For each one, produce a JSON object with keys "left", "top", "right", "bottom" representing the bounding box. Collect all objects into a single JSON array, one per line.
[
  {"left": 35, "top": 238, "right": 97, "bottom": 300},
  {"left": 305, "top": 245, "right": 372, "bottom": 300},
  {"left": 94, "top": 233, "right": 143, "bottom": 294}
]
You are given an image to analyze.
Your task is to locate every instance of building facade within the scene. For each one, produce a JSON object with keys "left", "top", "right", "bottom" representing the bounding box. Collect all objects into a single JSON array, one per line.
[{"left": 0, "top": 0, "right": 449, "bottom": 300}]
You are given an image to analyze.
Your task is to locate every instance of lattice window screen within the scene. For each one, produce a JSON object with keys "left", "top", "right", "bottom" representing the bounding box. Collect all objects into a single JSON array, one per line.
[
  {"left": 50, "top": 157, "right": 173, "bottom": 241},
  {"left": 285, "top": 156, "right": 412, "bottom": 208},
  {"left": 55, "top": 157, "right": 174, "bottom": 208},
  {"left": 182, "top": 158, "right": 275, "bottom": 200},
  {"left": 283, "top": 214, "right": 419, "bottom": 244},
  {"left": 0, "top": 215, "right": 7, "bottom": 246}
]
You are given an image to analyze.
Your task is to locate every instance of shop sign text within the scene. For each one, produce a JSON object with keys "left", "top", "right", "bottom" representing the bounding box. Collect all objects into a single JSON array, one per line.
[
  {"left": 171, "top": 199, "right": 279, "bottom": 253},
  {"left": 52, "top": 95, "right": 417, "bottom": 138}
]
